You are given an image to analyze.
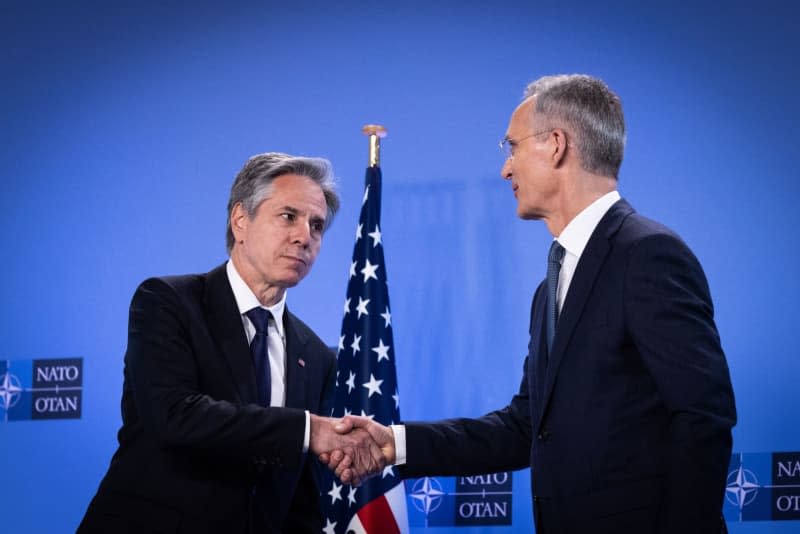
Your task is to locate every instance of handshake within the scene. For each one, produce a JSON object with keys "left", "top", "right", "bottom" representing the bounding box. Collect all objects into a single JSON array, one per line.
[{"left": 310, "top": 414, "right": 396, "bottom": 486}]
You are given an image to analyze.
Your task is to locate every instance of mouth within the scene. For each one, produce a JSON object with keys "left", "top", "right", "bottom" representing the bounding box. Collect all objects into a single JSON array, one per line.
[
  {"left": 283, "top": 255, "right": 307, "bottom": 267},
  {"left": 512, "top": 184, "right": 519, "bottom": 197}
]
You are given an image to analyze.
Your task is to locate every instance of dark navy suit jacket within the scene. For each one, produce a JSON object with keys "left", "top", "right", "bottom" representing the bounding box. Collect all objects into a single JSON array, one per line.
[
  {"left": 78, "top": 263, "right": 336, "bottom": 534},
  {"left": 403, "top": 199, "right": 736, "bottom": 533}
]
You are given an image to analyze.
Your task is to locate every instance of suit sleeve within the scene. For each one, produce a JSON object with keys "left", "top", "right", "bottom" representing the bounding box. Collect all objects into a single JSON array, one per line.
[
  {"left": 124, "top": 277, "right": 306, "bottom": 468},
  {"left": 402, "top": 356, "right": 533, "bottom": 478},
  {"left": 624, "top": 233, "right": 736, "bottom": 532}
]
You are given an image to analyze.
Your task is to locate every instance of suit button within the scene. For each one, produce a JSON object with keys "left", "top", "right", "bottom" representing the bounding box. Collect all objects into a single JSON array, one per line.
[
  {"left": 533, "top": 496, "right": 540, "bottom": 503},
  {"left": 538, "top": 431, "right": 551, "bottom": 441}
]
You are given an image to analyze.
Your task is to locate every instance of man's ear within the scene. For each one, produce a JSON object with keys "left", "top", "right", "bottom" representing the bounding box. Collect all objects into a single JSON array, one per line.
[
  {"left": 230, "top": 202, "right": 248, "bottom": 243},
  {"left": 550, "top": 128, "right": 569, "bottom": 168}
]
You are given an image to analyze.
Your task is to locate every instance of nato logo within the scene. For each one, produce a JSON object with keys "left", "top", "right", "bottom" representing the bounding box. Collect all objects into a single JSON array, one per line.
[
  {"left": 406, "top": 472, "right": 513, "bottom": 527},
  {"left": 409, "top": 476, "right": 446, "bottom": 517},
  {"left": 724, "top": 452, "right": 800, "bottom": 521},
  {"left": 0, "top": 358, "right": 83, "bottom": 421}
]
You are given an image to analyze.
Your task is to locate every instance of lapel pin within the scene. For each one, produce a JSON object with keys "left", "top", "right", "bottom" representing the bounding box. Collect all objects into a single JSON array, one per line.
[{"left": 298, "top": 358, "right": 305, "bottom": 367}]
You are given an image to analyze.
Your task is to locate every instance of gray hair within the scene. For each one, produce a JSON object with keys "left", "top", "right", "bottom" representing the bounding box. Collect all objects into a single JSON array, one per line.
[
  {"left": 225, "top": 152, "right": 340, "bottom": 252},
  {"left": 524, "top": 74, "right": 626, "bottom": 178}
]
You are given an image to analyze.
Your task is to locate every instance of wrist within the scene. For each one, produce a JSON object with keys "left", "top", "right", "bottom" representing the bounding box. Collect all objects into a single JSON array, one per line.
[{"left": 309, "top": 414, "right": 330, "bottom": 453}]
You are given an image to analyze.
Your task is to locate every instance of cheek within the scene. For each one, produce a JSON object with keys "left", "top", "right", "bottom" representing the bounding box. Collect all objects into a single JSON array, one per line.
[
  {"left": 246, "top": 241, "right": 277, "bottom": 270},
  {"left": 517, "top": 177, "right": 534, "bottom": 196},
  {"left": 308, "top": 241, "right": 322, "bottom": 262}
]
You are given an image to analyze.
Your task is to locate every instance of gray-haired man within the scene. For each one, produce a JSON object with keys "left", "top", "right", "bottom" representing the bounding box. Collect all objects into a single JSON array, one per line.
[
  {"left": 79, "top": 153, "right": 385, "bottom": 534},
  {"left": 330, "top": 75, "right": 736, "bottom": 533}
]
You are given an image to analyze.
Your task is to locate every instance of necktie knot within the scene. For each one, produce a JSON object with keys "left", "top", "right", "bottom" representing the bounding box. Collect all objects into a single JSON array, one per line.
[
  {"left": 246, "top": 307, "right": 271, "bottom": 334},
  {"left": 548, "top": 240, "right": 565, "bottom": 267}
]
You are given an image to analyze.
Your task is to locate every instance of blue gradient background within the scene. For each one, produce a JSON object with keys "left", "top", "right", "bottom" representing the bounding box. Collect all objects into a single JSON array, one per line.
[{"left": 1, "top": 1, "right": 798, "bottom": 532}]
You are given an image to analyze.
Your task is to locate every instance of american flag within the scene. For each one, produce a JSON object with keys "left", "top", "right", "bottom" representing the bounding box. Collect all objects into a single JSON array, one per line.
[{"left": 320, "top": 165, "right": 409, "bottom": 534}]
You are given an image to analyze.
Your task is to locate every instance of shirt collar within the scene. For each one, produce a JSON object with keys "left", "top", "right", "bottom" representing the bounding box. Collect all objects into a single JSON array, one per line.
[
  {"left": 226, "top": 259, "right": 286, "bottom": 338},
  {"left": 556, "top": 190, "right": 621, "bottom": 259}
]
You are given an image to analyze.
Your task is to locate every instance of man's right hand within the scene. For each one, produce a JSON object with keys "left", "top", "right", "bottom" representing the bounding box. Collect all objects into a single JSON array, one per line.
[
  {"left": 319, "top": 415, "right": 396, "bottom": 485},
  {"left": 309, "top": 414, "right": 386, "bottom": 486}
]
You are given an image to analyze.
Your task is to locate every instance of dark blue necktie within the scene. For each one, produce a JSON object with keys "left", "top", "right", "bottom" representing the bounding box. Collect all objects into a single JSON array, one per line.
[
  {"left": 245, "top": 307, "right": 272, "bottom": 407},
  {"left": 546, "top": 240, "right": 565, "bottom": 356}
]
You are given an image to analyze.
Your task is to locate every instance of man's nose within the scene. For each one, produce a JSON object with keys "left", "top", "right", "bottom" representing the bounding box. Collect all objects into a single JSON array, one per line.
[
  {"left": 501, "top": 157, "right": 512, "bottom": 179},
  {"left": 291, "top": 221, "right": 312, "bottom": 247}
]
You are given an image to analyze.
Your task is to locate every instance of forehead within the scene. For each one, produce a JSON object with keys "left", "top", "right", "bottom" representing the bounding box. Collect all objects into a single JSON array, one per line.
[
  {"left": 507, "top": 97, "right": 536, "bottom": 134},
  {"left": 264, "top": 173, "right": 327, "bottom": 215}
]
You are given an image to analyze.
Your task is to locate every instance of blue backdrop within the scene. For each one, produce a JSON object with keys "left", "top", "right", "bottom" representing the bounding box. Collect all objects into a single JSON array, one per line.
[{"left": 1, "top": 1, "right": 798, "bottom": 532}]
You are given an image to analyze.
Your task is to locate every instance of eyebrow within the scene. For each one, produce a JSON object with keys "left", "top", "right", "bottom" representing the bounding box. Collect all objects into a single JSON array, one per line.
[{"left": 279, "top": 205, "right": 326, "bottom": 225}]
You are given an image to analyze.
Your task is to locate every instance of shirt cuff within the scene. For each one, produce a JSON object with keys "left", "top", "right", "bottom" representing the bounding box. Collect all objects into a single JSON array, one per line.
[
  {"left": 303, "top": 410, "right": 310, "bottom": 452},
  {"left": 390, "top": 424, "right": 407, "bottom": 465}
]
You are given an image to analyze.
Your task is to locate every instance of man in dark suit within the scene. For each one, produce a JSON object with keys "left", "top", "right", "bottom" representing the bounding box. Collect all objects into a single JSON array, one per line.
[
  {"left": 78, "top": 153, "right": 385, "bottom": 534},
  {"left": 328, "top": 75, "right": 737, "bottom": 533}
]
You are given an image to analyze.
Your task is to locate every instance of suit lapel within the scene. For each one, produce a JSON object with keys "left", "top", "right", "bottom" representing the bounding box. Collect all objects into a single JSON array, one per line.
[
  {"left": 529, "top": 282, "right": 549, "bottom": 434},
  {"left": 283, "top": 308, "right": 309, "bottom": 410},
  {"left": 536, "top": 200, "right": 634, "bottom": 429},
  {"left": 204, "top": 263, "right": 258, "bottom": 403}
]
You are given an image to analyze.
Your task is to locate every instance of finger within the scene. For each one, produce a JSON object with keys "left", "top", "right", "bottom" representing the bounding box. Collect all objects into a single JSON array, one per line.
[
  {"left": 340, "top": 467, "right": 355, "bottom": 485},
  {"left": 334, "top": 416, "right": 355, "bottom": 433},
  {"left": 334, "top": 454, "right": 354, "bottom": 478},
  {"left": 328, "top": 449, "right": 345, "bottom": 468},
  {"left": 322, "top": 451, "right": 337, "bottom": 470},
  {"left": 344, "top": 468, "right": 363, "bottom": 487},
  {"left": 335, "top": 414, "right": 374, "bottom": 433},
  {"left": 339, "top": 452, "right": 353, "bottom": 470}
]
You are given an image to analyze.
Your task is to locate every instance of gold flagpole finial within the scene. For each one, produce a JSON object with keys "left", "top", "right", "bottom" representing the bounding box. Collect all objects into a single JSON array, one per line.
[{"left": 362, "top": 124, "right": 387, "bottom": 167}]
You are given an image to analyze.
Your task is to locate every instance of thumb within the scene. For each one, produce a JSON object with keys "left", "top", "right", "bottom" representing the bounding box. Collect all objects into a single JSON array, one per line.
[{"left": 334, "top": 416, "right": 355, "bottom": 433}]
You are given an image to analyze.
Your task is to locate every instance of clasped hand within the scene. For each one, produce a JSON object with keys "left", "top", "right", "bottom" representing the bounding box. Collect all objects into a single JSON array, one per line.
[{"left": 310, "top": 415, "right": 395, "bottom": 486}]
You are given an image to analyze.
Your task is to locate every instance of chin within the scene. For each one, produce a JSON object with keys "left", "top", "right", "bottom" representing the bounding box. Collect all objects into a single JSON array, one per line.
[
  {"left": 517, "top": 206, "right": 534, "bottom": 220},
  {"left": 280, "top": 278, "right": 302, "bottom": 288},
  {"left": 281, "top": 271, "right": 306, "bottom": 287},
  {"left": 518, "top": 210, "right": 542, "bottom": 221}
]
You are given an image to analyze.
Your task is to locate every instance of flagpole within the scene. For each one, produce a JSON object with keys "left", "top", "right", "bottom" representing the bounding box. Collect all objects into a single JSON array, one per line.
[
  {"left": 361, "top": 124, "right": 387, "bottom": 167},
  {"left": 321, "top": 122, "right": 408, "bottom": 534}
]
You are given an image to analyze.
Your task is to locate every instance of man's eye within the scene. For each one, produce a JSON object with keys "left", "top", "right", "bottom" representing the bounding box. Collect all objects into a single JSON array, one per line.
[
  {"left": 311, "top": 222, "right": 324, "bottom": 234},
  {"left": 281, "top": 212, "right": 295, "bottom": 221}
]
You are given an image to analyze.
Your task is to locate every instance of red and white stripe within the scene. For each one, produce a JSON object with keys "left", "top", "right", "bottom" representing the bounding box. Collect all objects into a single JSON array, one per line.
[{"left": 346, "top": 483, "right": 409, "bottom": 534}]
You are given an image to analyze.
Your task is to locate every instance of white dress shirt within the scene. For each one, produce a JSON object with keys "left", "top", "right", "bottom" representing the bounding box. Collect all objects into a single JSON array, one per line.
[
  {"left": 391, "top": 191, "right": 622, "bottom": 467},
  {"left": 226, "top": 260, "right": 311, "bottom": 451},
  {"left": 553, "top": 190, "right": 620, "bottom": 312}
]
